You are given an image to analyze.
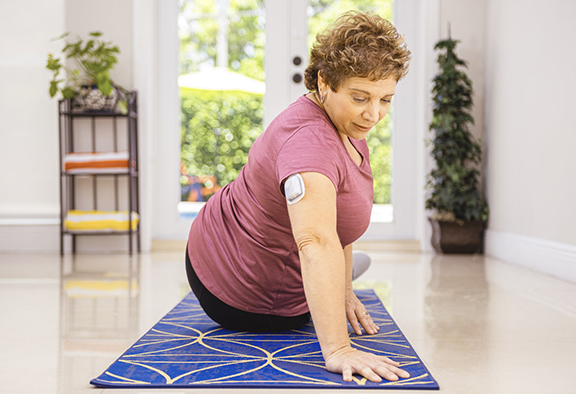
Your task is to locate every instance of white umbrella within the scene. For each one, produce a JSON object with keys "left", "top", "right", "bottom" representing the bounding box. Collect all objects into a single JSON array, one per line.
[{"left": 179, "top": 67, "right": 265, "bottom": 95}]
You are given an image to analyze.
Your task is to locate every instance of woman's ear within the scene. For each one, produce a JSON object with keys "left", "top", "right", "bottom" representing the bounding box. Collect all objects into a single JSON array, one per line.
[{"left": 317, "top": 72, "right": 328, "bottom": 94}]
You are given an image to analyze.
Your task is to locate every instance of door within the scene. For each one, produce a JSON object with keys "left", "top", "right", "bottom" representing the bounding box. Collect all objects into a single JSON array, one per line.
[
  {"left": 264, "top": 0, "right": 418, "bottom": 240},
  {"left": 154, "top": 0, "right": 419, "bottom": 241}
]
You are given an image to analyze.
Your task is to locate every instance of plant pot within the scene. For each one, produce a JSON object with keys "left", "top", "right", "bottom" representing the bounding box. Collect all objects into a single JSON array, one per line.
[
  {"left": 75, "top": 85, "right": 118, "bottom": 112},
  {"left": 429, "top": 218, "right": 486, "bottom": 254}
]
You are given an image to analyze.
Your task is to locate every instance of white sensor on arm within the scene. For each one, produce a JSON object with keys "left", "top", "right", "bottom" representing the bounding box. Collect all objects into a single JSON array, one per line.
[{"left": 285, "top": 173, "right": 306, "bottom": 205}]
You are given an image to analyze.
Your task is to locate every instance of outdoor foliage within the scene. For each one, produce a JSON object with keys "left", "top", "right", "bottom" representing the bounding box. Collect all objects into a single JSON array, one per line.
[
  {"left": 180, "top": 91, "right": 263, "bottom": 200},
  {"left": 179, "top": 0, "right": 265, "bottom": 79},
  {"left": 179, "top": 0, "right": 394, "bottom": 204},
  {"left": 366, "top": 115, "right": 392, "bottom": 204},
  {"left": 307, "top": 0, "right": 392, "bottom": 48},
  {"left": 308, "top": 0, "right": 393, "bottom": 204},
  {"left": 426, "top": 37, "right": 488, "bottom": 222}
]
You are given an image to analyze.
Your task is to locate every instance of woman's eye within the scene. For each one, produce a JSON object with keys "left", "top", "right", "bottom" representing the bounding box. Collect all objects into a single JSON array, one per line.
[
  {"left": 353, "top": 97, "right": 366, "bottom": 103},
  {"left": 381, "top": 98, "right": 392, "bottom": 104}
]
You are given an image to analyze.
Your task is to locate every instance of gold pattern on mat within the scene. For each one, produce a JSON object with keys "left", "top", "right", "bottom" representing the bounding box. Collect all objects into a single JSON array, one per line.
[{"left": 92, "top": 291, "right": 437, "bottom": 388}]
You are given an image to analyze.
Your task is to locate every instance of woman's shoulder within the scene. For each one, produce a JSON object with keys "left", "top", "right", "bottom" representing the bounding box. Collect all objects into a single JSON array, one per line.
[
  {"left": 276, "top": 95, "right": 328, "bottom": 125},
  {"left": 287, "top": 96, "right": 336, "bottom": 133}
]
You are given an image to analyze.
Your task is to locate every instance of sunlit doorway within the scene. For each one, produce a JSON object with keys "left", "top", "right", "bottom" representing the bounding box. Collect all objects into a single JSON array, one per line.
[
  {"left": 178, "top": 0, "right": 266, "bottom": 219},
  {"left": 177, "top": 0, "right": 394, "bottom": 223},
  {"left": 307, "top": 0, "right": 394, "bottom": 223}
]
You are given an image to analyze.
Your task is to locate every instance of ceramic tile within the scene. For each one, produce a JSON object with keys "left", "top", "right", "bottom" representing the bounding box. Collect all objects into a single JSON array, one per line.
[{"left": 1, "top": 248, "right": 576, "bottom": 393}]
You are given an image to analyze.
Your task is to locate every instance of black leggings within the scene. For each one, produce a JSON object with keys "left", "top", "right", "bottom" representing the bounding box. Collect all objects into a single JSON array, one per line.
[{"left": 185, "top": 250, "right": 310, "bottom": 332}]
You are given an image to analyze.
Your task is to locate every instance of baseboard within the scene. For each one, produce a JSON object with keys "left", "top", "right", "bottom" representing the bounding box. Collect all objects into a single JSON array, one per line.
[
  {"left": 0, "top": 224, "right": 60, "bottom": 253},
  {"left": 151, "top": 239, "right": 421, "bottom": 253},
  {"left": 0, "top": 223, "right": 415, "bottom": 255},
  {"left": 0, "top": 224, "right": 140, "bottom": 254},
  {"left": 353, "top": 240, "right": 421, "bottom": 252},
  {"left": 485, "top": 229, "right": 576, "bottom": 282},
  {"left": 151, "top": 239, "right": 187, "bottom": 252}
]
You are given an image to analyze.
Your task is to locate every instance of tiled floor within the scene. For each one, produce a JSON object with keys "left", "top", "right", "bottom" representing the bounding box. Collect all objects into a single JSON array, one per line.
[{"left": 1, "top": 247, "right": 576, "bottom": 393}]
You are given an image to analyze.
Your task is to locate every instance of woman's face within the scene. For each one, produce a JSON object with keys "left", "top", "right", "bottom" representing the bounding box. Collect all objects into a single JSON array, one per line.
[{"left": 318, "top": 75, "right": 397, "bottom": 142}]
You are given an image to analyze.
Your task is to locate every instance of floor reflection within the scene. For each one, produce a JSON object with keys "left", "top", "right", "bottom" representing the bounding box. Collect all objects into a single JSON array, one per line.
[
  {"left": 424, "top": 254, "right": 490, "bottom": 373},
  {"left": 3, "top": 248, "right": 576, "bottom": 393},
  {"left": 58, "top": 254, "right": 141, "bottom": 392}
]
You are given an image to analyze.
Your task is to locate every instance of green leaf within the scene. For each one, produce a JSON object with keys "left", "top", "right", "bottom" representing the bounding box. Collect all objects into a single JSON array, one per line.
[
  {"left": 49, "top": 81, "right": 59, "bottom": 97},
  {"left": 45, "top": 54, "right": 61, "bottom": 71},
  {"left": 62, "top": 87, "right": 76, "bottom": 99},
  {"left": 117, "top": 100, "right": 128, "bottom": 115},
  {"left": 96, "top": 75, "right": 113, "bottom": 96},
  {"left": 50, "top": 32, "right": 69, "bottom": 42},
  {"left": 85, "top": 40, "right": 95, "bottom": 52}
]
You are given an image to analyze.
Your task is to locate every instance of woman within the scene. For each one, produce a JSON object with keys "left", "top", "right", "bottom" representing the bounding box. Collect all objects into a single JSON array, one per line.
[{"left": 186, "top": 10, "right": 411, "bottom": 383}]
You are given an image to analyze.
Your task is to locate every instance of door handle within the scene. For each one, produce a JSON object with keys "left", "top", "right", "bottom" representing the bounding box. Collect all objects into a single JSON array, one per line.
[{"left": 292, "top": 73, "right": 303, "bottom": 83}]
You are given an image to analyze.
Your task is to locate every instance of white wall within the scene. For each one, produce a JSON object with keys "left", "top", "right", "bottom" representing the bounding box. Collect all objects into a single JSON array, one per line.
[
  {"left": 2, "top": 0, "right": 575, "bottom": 282},
  {"left": 65, "top": 1, "right": 134, "bottom": 89},
  {"left": 421, "top": 0, "right": 576, "bottom": 283},
  {"left": 0, "top": 0, "right": 133, "bottom": 220},
  {"left": 0, "top": 0, "right": 64, "bottom": 220},
  {"left": 0, "top": 0, "right": 64, "bottom": 251},
  {"left": 484, "top": 0, "right": 576, "bottom": 280},
  {"left": 438, "top": 0, "right": 486, "bottom": 145},
  {"left": 420, "top": 0, "right": 487, "bottom": 251},
  {"left": 0, "top": 0, "right": 138, "bottom": 252}
]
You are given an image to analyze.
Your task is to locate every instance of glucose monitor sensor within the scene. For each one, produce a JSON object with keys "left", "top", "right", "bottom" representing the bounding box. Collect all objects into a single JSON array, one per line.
[{"left": 284, "top": 173, "right": 305, "bottom": 205}]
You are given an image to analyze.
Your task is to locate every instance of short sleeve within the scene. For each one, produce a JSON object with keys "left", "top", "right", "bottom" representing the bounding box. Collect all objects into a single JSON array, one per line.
[{"left": 275, "top": 125, "right": 344, "bottom": 191}]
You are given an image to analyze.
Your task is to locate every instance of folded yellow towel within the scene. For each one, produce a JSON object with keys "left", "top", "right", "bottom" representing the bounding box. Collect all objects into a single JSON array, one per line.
[{"left": 64, "top": 210, "right": 139, "bottom": 231}]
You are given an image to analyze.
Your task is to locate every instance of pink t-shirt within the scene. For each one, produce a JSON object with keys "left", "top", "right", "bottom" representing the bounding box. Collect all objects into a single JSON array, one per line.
[{"left": 187, "top": 95, "right": 373, "bottom": 316}]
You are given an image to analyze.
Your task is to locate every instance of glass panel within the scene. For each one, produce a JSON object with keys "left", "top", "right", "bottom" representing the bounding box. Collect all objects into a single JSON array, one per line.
[
  {"left": 307, "top": 0, "right": 394, "bottom": 222},
  {"left": 178, "top": 0, "right": 265, "bottom": 209}
]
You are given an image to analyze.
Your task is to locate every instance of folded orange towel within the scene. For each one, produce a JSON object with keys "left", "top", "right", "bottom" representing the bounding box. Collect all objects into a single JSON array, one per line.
[{"left": 64, "top": 151, "right": 131, "bottom": 173}]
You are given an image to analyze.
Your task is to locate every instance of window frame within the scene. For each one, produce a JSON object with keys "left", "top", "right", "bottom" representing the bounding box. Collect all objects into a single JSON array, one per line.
[{"left": 138, "top": 0, "right": 436, "bottom": 247}]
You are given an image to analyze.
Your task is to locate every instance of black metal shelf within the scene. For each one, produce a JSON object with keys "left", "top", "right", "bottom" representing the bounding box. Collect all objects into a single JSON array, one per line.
[
  {"left": 58, "top": 91, "right": 140, "bottom": 255},
  {"left": 61, "top": 111, "right": 128, "bottom": 118},
  {"left": 61, "top": 171, "right": 139, "bottom": 176},
  {"left": 63, "top": 229, "right": 140, "bottom": 236},
  {"left": 59, "top": 92, "right": 138, "bottom": 118}
]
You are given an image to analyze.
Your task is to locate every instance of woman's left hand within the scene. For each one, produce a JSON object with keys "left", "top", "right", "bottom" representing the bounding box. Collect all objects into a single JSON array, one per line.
[{"left": 345, "top": 290, "right": 380, "bottom": 335}]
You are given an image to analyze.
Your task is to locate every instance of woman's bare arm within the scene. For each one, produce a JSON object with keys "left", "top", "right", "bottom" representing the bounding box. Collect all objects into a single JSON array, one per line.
[
  {"left": 343, "top": 244, "right": 380, "bottom": 336},
  {"left": 286, "top": 171, "right": 409, "bottom": 382}
]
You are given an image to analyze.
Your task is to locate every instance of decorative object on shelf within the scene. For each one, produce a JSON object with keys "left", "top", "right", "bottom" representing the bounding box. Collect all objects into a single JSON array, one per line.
[
  {"left": 75, "top": 84, "right": 119, "bottom": 112},
  {"left": 46, "top": 31, "right": 129, "bottom": 113},
  {"left": 426, "top": 32, "right": 488, "bottom": 254},
  {"left": 58, "top": 92, "right": 140, "bottom": 255}
]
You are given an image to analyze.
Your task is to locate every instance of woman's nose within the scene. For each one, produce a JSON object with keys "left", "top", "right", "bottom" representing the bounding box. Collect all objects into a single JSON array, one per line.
[{"left": 363, "top": 102, "right": 378, "bottom": 122}]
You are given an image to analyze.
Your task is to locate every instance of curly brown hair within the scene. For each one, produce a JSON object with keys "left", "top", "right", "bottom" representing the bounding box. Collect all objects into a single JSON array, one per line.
[{"left": 304, "top": 11, "right": 411, "bottom": 92}]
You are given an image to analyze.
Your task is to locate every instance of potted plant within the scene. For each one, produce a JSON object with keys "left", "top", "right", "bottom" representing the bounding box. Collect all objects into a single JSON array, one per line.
[
  {"left": 425, "top": 35, "right": 489, "bottom": 254},
  {"left": 46, "top": 31, "right": 128, "bottom": 113}
]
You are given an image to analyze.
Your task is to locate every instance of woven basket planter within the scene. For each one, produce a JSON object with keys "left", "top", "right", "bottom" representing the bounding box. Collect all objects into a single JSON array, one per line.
[{"left": 429, "top": 218, "right": 486, "bottom": 254}]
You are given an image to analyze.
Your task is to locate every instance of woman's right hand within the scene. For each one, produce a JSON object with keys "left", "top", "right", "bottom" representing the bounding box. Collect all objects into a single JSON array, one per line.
[{"left": 325, "top": 346, "right": 410, "bottom": 383}]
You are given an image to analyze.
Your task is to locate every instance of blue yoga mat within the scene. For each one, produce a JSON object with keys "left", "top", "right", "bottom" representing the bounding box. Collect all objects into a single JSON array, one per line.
[{"left": 91, "top": 289, "right": 438, "bottom": 389}]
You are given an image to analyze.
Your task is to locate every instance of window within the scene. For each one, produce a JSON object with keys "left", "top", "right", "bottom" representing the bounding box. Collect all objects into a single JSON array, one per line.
[
  {"left": 179, "top": 0, "right": 266, "bottom": 218},
  {"left": 150, "top": 0, "right": 423, "bottom": 241}
]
